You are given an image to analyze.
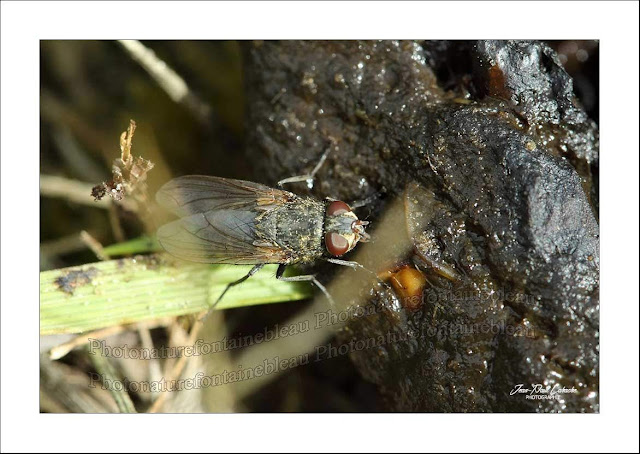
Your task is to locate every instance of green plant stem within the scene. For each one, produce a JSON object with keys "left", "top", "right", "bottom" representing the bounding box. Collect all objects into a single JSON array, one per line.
[{"left": 40, "top": 254, "right": 311, "bottom": 335}]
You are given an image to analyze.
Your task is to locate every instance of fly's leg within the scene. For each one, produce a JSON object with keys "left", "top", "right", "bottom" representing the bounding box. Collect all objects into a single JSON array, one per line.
[
  {"left": 325, "top": 258, "right": 361, "bottom": 269},
  {"left": 276, "top": 264, "right": 335, "bottom": 306},
  {"left": 348, "top": 192, "right": 380, "bottom": 210},
  {"left": 325, "top": 258, "right": 392, "bottom": 291},
  {"left": 211, "top": 263, "right": 265, "bottom": 310},
  {"left": 277, "top": 146, "right": 331, "bottom": 189}
]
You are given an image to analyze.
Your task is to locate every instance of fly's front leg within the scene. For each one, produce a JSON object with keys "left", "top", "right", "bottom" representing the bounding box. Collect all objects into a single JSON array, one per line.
[
  {"left": 276, "top": 264, "right": 335, "bottom": 306},
  {"left": 325, "top": 258, "right": 392, "bottom": 290},
  {"left": 349, "top": 193, "right": 379, "bottom": 210},
  {"left": 325, "top": 258, "right": 363, "bottom": 269},
  {"left": 277, "top": 146, "right": 332, "bottom": 189}
]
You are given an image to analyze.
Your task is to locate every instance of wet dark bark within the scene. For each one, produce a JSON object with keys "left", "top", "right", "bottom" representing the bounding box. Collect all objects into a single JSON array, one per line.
[{"left": 243, "top": 40, "right": 599, "bottom": 412}]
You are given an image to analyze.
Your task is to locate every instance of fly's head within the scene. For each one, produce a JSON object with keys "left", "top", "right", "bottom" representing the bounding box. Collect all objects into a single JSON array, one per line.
[{"left": 324, "top": 200, "right": 370, "bottom": 257}]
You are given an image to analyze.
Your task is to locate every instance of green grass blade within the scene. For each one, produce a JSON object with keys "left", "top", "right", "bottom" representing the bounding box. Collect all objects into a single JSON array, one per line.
[
  {"left": 40, "top": 254, "right": 312, "bottom": 335},
  {"left": 101, "top": 235, "right": 160, "bottom": 257}
]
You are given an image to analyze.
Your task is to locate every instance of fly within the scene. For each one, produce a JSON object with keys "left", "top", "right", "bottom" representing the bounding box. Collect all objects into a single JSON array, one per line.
[{"left": 155, "top": 170, "right": 371, "bottom": 307}]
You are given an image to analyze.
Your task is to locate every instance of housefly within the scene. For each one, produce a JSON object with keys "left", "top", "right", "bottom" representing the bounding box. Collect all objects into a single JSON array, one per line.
[{"left": 155, "top": 174, "right": 371, "bottom": 307}]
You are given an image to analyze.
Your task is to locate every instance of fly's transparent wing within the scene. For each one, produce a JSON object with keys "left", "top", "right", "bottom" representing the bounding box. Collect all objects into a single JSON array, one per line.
[
  {"left": 157, "top": 209, "right": 289, "bottom": 264},
  {"left": 156, "top": 175, "right": 294, "bottom": 217},
  {"left": 156, "top": 176, "right": 294, "bottom": 264}
]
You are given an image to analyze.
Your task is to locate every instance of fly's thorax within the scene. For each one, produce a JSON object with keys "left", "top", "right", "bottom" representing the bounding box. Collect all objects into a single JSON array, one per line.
[{"left": 256, "top": 196, "right": 325, "bottom": 264}]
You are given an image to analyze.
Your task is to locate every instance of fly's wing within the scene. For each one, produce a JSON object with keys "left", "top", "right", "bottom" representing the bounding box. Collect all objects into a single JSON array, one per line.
[
  {"left": 156, "top": 175, "right": 293, "bottom": 217},
  {"left": 156, "top": 176, "right": 293, "bottom": 264},
  {"left": 157, "top": 210, "right": 289, "bottom": 264}
]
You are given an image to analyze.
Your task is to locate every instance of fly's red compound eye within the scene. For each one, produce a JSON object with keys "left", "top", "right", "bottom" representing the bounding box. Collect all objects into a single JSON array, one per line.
[
  {"left": 327, "top": 200, "right": 351, "bottom": 216},
  {"left": 325, "top": 232, "right": 350, "bottom": 256}
]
